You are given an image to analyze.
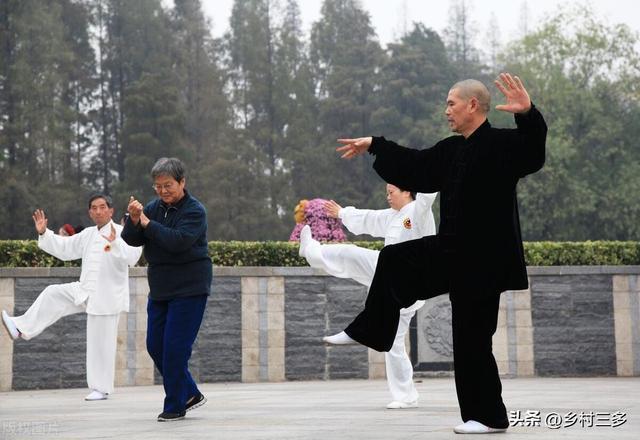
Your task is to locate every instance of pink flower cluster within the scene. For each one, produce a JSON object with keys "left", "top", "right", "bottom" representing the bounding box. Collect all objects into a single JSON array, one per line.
[{"left": 289, "top": 198, "right": 346, "bottom": 242}]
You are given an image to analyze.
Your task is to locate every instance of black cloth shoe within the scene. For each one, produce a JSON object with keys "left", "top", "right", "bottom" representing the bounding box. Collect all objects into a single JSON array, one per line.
[
  {"left": 185, "top": 392, "right": 207, "bottom": 412},
  {"left": 157, "top": 411, "right": 186, "bottom": 422}
]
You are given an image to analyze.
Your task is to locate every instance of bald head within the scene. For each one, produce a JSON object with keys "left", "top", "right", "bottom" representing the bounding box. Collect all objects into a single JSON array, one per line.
[{"left": 450, "top": 79, "right": 491, "bottom": 114}]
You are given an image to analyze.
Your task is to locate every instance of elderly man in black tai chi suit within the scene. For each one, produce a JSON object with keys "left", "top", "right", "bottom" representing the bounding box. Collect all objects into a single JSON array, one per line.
[{"left": 331, "top": 73, "right": 547, "bottom": 434}]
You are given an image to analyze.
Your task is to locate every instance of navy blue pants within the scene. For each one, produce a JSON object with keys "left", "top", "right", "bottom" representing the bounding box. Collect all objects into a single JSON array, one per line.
[{"left": 147, "top": 295, "right": 207, "bottom": 413}]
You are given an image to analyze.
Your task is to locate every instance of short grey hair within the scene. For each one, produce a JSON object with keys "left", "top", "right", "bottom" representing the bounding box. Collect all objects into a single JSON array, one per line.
[
  {"left": 450, "top": 79, "right": 491, "bottom": 114},
  {"left": 88, "top": 193, "right": 113, "bottom": 208},
  {"left": 151, "top": 157, "right": 185, "bottom": 182}
]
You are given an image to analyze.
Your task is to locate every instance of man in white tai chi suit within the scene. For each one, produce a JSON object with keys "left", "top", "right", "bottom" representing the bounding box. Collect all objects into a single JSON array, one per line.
[
  {"left": 299, "top": 184, "right": 437, "bottom": 409},
  {"left": 1, "top": 194, "right": 142, "bottom": 401}
]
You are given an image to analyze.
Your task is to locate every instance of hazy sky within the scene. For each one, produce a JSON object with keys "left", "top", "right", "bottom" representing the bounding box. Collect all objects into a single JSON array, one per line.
[{"left": 200, "top": 0, "right": 640, "bottom": 48}]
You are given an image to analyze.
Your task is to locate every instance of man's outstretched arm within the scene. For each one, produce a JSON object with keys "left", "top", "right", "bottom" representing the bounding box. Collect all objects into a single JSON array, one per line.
[{"left": 336, "top": 137, "right": 446, "bottom": 193}]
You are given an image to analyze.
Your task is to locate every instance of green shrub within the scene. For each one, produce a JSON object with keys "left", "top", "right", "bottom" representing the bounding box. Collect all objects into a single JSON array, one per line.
[
  {"left": 208, "top": 241, "right": 383, "bottom": 267},
  {"left": 523, "top": 241, "right": 640, "bottom": 266},
  {"left": 0, "top": 240, "right": 637, "bottom": 267},
  {"left": 0, "top": 240, "right": 78, "bottom": 267}
]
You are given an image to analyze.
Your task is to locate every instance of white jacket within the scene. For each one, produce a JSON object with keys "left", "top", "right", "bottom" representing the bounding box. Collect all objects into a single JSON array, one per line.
[
  {"left": 338, "top": 193, "right": 438, "bottom": 313},
  {"left": 339, "top": 193, "right": 437, "bottom": 245},
  {"left": 38, "top": 221, "right": 142, "bottom": 315}
]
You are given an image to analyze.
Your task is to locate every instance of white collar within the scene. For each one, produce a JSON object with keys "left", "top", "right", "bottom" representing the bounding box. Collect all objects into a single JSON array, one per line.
[
  {"left": 97, "top": 221, "right": 113, "bottom": 233},
  {"left": 398, "top": 200, "right": 415, "bottom": 215}
]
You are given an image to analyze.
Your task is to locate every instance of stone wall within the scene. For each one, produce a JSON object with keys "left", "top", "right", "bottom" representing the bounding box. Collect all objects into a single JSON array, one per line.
[{"left": 0, "top": 266, "right": 639, "bottom": 391}]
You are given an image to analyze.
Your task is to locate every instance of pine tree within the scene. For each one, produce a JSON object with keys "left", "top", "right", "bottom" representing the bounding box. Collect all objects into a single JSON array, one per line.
[
  {"left": 171, "top": 0, "right": 252, "bottom": 240},
  {"left": 443, "top": 0, "right": 483, "bottom": 78},
  {"left": 484, "top": 12, "right": 501, "bottom": 72},
  {"left": 100, "top": 0, "right": 186, "bottom": 208},
  {"left": 0, "top": 0, "right": 95, "bottom": 237},
  {"left": 309, "top": 0, "right": 385, "bottom": 210},
  {"left": 271, "top": 0, "right": 317, "bottom": 235},
  {"left": 372, "top": 23, "right": 453, "bottom": 148},
  {"left": 225, "top": 0, "right": 319, "bottom": 239}
]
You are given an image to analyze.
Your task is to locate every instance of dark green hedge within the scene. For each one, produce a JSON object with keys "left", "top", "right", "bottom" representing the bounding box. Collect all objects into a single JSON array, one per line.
[
  {"left": 208, "top": 241, "right": 384, "bottom": 267},
  {"left": 0, "top": 240, "right": 77, "bottom": 267},
  {"left": 523, "top": 241, "right": 640, "bottom": 266},
  {"left": 0, "top": 240, "right": 638, "bottom": 267}
]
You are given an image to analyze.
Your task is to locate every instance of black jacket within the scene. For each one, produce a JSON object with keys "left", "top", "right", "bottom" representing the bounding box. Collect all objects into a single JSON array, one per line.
[
  {"left": 369, "top": 106, "right": 547, "bottom": 297},
  {"left": 121, "top": 190, "right": 212, "bottom": 300}
]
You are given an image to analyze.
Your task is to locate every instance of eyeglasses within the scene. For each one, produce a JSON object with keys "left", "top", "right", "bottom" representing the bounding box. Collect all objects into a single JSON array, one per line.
[{"left": 152, "top": 182, "right": 176, "bottom": 192}]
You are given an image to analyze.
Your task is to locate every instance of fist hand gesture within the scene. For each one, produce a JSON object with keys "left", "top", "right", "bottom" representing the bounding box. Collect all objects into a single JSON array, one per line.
[{"left": 127, "top": 196, "right": 143, "bottom": 224}]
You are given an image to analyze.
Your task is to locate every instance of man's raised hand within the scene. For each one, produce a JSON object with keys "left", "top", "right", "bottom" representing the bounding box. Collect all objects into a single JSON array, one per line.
[
  {"left": 127, "top": 196, "right": 143, "bottom": 224},
  {"left": 494, "top": 73, "right": 531, "bottom": 114},
  {"left": 324, "top": 200, "right": 342, "bottom": 219},
  {"left": 32, "top": 209, "right": 48, "bottom": 235},
  {"left": 102, "top": 224, "right": 117, "bottom": 242},
  {"left": 336, "top": 137, "right": 372, "bottom": 160}
]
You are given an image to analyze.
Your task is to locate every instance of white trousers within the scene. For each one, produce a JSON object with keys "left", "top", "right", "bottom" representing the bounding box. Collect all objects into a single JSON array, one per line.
[
  {"left": 12, "top": 283, "right": 120, "bottom": 394},
  {"left": 304, "top": 240, "right": 423, "bottom": 403}
]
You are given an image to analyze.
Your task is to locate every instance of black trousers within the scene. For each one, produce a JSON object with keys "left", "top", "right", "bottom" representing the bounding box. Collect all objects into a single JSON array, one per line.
[{"left": 344, "top": 237, "right": 509, "bottom": 429}]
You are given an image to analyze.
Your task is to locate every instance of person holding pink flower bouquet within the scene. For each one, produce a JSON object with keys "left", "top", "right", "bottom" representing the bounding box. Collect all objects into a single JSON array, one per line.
[{"left": 298, "top": 184, "right": 437, "bottom": 410}]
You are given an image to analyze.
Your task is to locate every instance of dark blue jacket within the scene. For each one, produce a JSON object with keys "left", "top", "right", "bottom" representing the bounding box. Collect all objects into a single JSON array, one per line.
[{"left": 121, "top": 190, "right": 212, "bottom": 300}]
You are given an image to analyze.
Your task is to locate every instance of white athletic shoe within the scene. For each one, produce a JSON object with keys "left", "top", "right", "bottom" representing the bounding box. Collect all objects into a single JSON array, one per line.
[
  {"left": 1, "top": 310, "right": 20, "bottom": 340},
  {"left": 322, "top": 331, "right": 358, "bottom": 345},
  {"left": 453, "top": 420, "right": 507, "bottom": 434},
  {"left": 386, "top": 400, "right": 418, "bottom": 409},
  {"left": 298, "top": 225, "right": 312, "bottom": 257},
  {"left": 85, "top": 390, "right": 108, "bottom": 401}
]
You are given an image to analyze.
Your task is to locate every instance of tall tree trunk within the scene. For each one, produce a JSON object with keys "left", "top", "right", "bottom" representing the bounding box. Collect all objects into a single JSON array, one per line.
[
  {"left": 97, "top": 0, "right": 110, "bottom": 193},
  {"left": 1, "top": 0, "right": 17, "bottom": 166}
]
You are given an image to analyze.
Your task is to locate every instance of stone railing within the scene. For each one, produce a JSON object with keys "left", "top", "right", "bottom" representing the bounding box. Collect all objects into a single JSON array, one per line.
[{"left": 1, "top": 266, "right": 639, "bottom": 391}]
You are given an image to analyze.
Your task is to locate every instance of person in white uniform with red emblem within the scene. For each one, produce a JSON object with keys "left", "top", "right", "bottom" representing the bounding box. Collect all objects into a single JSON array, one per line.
[
  {"left": 299, "top": 184, "right": 437, "bottom": 409},
  {"left": 1, "top": 194, "right": 142, "bottom": 401}
]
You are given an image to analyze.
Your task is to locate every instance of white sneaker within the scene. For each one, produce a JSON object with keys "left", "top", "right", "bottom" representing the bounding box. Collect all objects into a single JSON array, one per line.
[
  {"left": 453, "top": 420, "right": 507, "bottom": 434},
  {"left": 322, "top": 331, "right": 358, "bottom": 345},
  {"left": 386, "top": 400, "right": 418, "bottom": 409},
  {"left": 85, "top": 390, "right": 108, "bottom": 401},
  {"left": 298, "top": 225, "right": 312, "bottom": 257},
  {"left": 1, "top": 310, "right": 20, "bottom": 340}
]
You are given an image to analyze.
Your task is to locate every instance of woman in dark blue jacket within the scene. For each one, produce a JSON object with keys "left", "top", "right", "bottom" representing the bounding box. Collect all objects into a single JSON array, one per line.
[{"left": 122, "top": 157, "right": 212, "bottom": 422}]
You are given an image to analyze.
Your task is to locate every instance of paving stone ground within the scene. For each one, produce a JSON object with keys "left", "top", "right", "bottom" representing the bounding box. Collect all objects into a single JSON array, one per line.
[{"left": 0, "top": 377, "right": 638, "bottom": 439}]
